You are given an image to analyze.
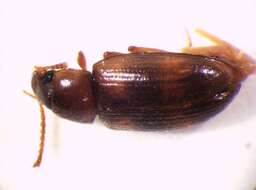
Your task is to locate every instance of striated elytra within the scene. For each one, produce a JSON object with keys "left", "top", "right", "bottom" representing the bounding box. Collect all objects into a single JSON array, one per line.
[
  {"left": 93, "top": 53, "right": 241, "bottom": 129},
  {"left": 27, "top": 29, "right": 256, "bottom": 167}
]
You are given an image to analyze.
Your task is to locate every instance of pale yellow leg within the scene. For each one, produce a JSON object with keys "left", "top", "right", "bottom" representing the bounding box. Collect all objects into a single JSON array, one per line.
[
  {"left": 182, "top": 28, "right": 229, "bottom": 55},
  {"left": 194, "top": 28, "right": 228, "bottom": 46},
  {"left": 185, "top": 29, "right": 192, "bottom": 48},
  {"left": 182, "top": 28, "right": 256, "bottom": 78},
  {"left": 182, "top": 45, "right": 229, "bottom": 58}
]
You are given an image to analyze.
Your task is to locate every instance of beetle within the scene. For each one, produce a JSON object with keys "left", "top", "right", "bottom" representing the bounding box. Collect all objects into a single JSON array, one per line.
[{"left": 25, "top": 29, "right": 256, "bottom": 167}]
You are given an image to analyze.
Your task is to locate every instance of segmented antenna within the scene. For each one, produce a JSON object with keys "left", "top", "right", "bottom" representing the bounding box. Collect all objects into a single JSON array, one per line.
[{"left": 23, "top": 90, "right": 46, "bottom": 167}]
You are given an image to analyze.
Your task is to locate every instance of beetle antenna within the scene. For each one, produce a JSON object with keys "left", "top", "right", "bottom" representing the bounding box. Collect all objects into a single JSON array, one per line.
[
  {"left": 23, "top": 90, "right": 37, "bottom": 99},
  {"left": 34, "top": 62, "right": 68, "bottom": 71},
  {"left": 23, "top": 90, "right": 46, "bottom": 167},
  {"left": 33, "top": 102, "right": 46, "bottom": 167}
]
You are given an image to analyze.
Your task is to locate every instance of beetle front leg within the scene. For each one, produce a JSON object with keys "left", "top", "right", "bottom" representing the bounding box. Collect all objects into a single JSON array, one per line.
[
  {"left": 128, "top": 46, "right": 168, "bottom": 53},
  {"left": 103, "top": 51, "right": 125, "bottom": 59},
  {"left": 77, "top": 51, "right": 87, "bottom": 70}
]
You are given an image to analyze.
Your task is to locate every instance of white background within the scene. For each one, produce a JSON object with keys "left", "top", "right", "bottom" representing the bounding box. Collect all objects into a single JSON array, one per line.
[{"left": 1, "top": 0, "right": 256, "bottom": 189}]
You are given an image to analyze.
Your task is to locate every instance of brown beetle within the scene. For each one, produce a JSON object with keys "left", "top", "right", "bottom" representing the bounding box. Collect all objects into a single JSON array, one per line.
[{"left": 25, "top": 29, "right": 256, "bottom": 167}]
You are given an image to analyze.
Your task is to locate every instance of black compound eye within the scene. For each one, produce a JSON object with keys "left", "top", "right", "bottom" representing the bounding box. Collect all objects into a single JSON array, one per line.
[{"left": 42, "top": 71, "right": 54, "bottom": 84}]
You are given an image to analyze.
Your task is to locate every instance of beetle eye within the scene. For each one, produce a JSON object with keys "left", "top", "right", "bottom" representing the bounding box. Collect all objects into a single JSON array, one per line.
[{"left": 42, "top": 71, "right": 54, "bottom": 84}]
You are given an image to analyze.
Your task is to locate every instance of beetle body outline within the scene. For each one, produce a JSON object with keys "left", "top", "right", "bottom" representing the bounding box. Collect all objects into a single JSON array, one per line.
[{"left": 27, "top": 29, "right": 256, "bottom": 167}]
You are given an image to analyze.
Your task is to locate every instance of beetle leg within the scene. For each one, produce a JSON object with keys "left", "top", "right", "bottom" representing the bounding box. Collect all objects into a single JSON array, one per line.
[
  {"left": 182, "top": 45, "right": 225, "bottom": 57},
  {"left": 128, "top": 46, "right": 168, "bottom": 53},
  {"left": 182, "top": 28, "right": 231, "bottom": 55},
  {"left": 194, "top": 28, "right": 228, "bottom": 46},
  {"left": 77, "top": 51, "right": 87, "bottom": 70},
  {"left": 34, "top": 63, "right": 68, "bottom": 72},
  {"left": 103, "top": 51, "right": 125, "bottom": 59},
  {"left": 182, "top": 29, "right": 256, "bottom": 78},
  {"left": 185, "top": 29, "right": 192, "bottom": 48}
]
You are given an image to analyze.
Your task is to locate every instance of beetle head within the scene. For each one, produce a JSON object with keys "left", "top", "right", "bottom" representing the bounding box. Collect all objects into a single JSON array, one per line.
[{"left": 32, "top": 70, "right": 54, "bottom": 108}]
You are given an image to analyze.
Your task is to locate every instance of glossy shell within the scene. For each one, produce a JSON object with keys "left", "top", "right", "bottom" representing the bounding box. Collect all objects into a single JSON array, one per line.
[
  {"left": 93, "top": 53, "right": 241, "bottom": 130},
  {"left": 32, "top": 69, "right": 96, "bottom": 123}
]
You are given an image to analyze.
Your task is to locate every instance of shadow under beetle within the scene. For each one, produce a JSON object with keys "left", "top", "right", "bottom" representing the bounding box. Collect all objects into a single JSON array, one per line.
[{"left": 25, "top": 29, "right": 256, "bottom": 167}]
